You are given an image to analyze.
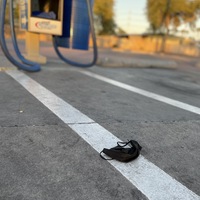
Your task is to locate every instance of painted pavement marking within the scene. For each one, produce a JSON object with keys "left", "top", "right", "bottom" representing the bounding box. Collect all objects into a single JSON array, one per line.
[{"left": 80, "top": 70, "right": 200, "bottom": 116}]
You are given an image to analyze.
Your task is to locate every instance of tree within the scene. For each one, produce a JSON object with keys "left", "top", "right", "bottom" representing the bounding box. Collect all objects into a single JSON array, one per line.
[
  {"left": 146, "top": 0, "right": 200, "bottom": 52},
  {"left": 116, "top": 27, "right": 127, "bottom": 35},
  {"left": 93, "top": 0, "right": 116, "bottom": 35},
  {"left": 146, "top": 0, "right": 200, "bottom": 33}
]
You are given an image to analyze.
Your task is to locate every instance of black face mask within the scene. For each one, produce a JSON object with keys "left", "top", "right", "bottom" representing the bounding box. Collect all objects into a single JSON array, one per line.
[{"left": 100, "top": 140, "right": 142, "bottom": 162}]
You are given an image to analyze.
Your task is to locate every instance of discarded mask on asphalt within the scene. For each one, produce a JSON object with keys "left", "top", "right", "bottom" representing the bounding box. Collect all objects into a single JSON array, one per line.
[{"left": 100, "top": 140, "right": 142, "bottom": 162}]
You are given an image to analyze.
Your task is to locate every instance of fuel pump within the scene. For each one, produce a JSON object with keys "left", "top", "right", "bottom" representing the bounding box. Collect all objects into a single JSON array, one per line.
[
  {"left": 0, "top": 0, "right": 98, "bottom": 72},
  {"left": 53, "top": 0, "right": 98, "bottom": 67}
]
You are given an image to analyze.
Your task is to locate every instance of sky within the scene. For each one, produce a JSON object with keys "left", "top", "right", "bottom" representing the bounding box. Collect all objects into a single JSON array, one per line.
[
  {"left": 114, "top": 0, "right": 149, "bottom": 34},
  {"left": 114, "top": 0, "right": 200, "bottom": 40}
]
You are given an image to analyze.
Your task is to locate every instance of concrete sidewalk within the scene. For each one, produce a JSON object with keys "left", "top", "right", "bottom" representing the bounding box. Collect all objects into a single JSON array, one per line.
[
  {"left": 1, "top": 39, "right": 178, "bottom": 69},
  {"left": 39, "top": 42, "right": 199, "bottom": 70},
  {"left": 3, "top": 39, "right": 200, "bottom": 70},
  {"left": 96, "top": 49, "right": 178, "bottom": 68},
  {"left": 5, "top": 34, "right": 200, "bottom": 70},
  {"left": 38, "top": 41, "right": 178, "bottom": 69}
]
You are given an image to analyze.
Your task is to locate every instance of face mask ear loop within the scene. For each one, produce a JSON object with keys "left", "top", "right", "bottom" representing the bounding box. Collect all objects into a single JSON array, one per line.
[
  {"left": 100, "top": 150, "right": 113, "bottom": 160},
  {"left": 117, "top": 140, "right": 130, "bottom": 147}
]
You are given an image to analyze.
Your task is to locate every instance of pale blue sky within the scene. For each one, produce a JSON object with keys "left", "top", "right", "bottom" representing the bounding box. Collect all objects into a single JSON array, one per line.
[
  {"left": 114, "top": 0, "right": 200, "bottom": 39},
  {"left": 114, "top": 0, "right": 149, "bottom": 34}
]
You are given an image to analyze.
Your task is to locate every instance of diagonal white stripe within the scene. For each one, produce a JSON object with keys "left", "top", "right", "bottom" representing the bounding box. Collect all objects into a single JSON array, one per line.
[
  {"left": 6, "top": 69, "right": 200, "bottom": 200},
  {"left": 80, "top": 70, "right": 200, "bottom": 115}
]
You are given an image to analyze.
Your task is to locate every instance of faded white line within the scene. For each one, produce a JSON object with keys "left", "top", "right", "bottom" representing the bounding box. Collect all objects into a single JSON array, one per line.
[
  {"left": 6, "top": 70, "right": 200, "bottom": 200},
  {"left": 80, "top": 70, "right": 200, "bottom": 116}
]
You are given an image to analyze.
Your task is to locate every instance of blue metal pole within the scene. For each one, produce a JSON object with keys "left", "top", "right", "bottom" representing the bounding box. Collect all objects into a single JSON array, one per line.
[{"left": 72, "top": 0, "right": 93, "bottom": 50}]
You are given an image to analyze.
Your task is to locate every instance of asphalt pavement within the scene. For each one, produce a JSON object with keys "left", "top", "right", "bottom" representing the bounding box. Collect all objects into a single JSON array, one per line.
[{"left": 1, "top": 42, "right": 200, "bottom": 200}]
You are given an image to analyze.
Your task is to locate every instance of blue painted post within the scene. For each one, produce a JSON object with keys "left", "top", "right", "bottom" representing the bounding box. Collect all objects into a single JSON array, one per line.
[
  {"left": 71, "top": 0, "right": 93, "bottom": 50},
  {"left": 55, "top": 0, "right": 93, "bottom": 50}
]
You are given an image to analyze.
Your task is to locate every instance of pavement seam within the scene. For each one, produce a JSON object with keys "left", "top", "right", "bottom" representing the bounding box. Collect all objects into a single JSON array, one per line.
[{"left": 0, "top": 124, "right": 61, "bottom": 128}]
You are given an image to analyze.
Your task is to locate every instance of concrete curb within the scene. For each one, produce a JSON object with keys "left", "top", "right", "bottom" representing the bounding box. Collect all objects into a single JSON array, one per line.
[{"left": 97, "top": 57, "right": 177, "bottom": 69}]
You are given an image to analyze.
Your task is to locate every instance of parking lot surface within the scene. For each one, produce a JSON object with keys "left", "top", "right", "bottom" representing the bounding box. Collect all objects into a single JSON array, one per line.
[{"left": 0, "top": 48, "right": 200, "bottom": 199}]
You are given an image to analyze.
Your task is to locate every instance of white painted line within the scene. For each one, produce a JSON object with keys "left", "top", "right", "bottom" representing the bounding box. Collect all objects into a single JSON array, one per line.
[
  {"left": 6, "top": 70, "right": 200, "bottom": 200},
  {"left": 80, "top": 70, "right": 200, "bottom": 116}
]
